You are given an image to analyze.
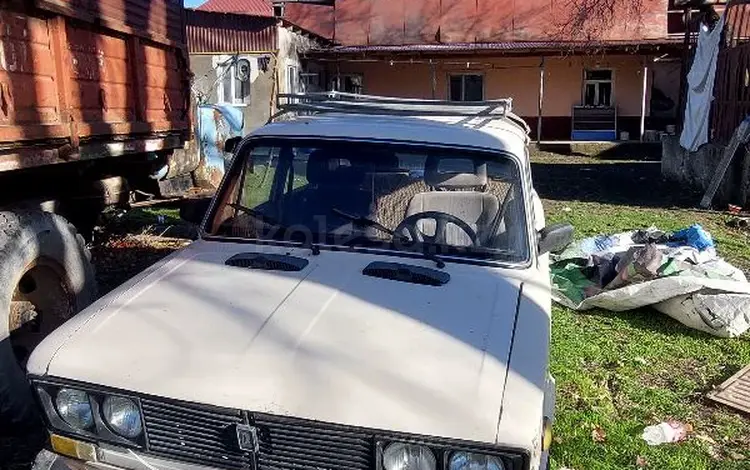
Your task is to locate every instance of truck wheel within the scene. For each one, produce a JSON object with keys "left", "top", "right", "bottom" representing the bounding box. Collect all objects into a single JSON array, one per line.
[{"left": 0, "top": 210, "right": 96, "bottom": 429}]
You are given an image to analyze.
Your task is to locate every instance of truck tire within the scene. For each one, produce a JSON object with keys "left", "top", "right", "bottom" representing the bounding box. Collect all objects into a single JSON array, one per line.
[{"left": 0, "top": 210, "right": 96, "bottom": 429}]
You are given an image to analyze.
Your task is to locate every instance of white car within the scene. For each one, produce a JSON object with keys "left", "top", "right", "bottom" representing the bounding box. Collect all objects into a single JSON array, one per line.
[{"left": 29, "top": 94, "right": 572, "bottom": 470}]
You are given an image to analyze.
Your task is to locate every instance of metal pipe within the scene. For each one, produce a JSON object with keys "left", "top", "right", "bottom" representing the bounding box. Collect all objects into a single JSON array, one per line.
[
  {"left": 537, "top": 57, "right": 545, "bottom": 144},
  {"left": 640, "top": 59, "right": 649, "bottom": 142},
  {"left": 430, "top": 60, "right": 437, "bottom": 99}
]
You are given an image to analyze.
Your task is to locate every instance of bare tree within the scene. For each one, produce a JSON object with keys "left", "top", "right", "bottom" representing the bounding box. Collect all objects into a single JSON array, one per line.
[{"left": 558, "top": 0, "right": 645, "bottom": 40}]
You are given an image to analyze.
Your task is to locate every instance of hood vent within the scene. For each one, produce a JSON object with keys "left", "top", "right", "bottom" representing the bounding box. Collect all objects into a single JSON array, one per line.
[
  {"left": 225, "top": 253, "right": 309, "bottom": 272},
  {"left": 363, "top": 262, "right": 449, "bottom": 286}
]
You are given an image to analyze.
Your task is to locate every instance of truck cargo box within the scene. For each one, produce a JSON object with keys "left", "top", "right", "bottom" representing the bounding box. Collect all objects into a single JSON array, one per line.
[{"left": 0, "top": 0, "right": 191, "bottom": 172}]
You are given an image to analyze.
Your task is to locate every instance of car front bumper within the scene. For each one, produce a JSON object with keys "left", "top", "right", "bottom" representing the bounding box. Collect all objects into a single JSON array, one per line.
[{"left": 33, "top": 448, "right": 217, "bottom": 470}]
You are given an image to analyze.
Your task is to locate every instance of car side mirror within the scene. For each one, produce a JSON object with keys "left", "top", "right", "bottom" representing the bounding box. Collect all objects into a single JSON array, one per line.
[
  {"left": 180, "top": 197, "right": 212, "bottom": 226},
  {"left": 538, "top": 223, "right": 574, "bottom": 255},
  {"left": 224, "top": 136, "right": 241, "bottom": 154}
]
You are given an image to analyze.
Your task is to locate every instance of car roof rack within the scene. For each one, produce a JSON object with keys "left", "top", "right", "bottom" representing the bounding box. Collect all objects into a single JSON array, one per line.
[{"left": 273, "top": 92, "right": 530, "bottom": 134}]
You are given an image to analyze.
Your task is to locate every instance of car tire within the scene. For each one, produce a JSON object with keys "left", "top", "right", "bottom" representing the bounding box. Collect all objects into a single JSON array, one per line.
[{"left": 0, "top": 210, "right": 97, "bottom": 429}]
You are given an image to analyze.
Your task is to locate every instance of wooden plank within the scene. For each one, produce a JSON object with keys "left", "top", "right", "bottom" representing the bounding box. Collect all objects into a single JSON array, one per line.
[{"left": 700, "top": 118, "right": 750, "bottom": 208}]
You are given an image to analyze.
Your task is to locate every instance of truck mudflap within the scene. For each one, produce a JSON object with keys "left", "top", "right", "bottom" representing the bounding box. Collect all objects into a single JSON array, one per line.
[{"left": 194, "top": 104, "right": 244, "bottom": 189}]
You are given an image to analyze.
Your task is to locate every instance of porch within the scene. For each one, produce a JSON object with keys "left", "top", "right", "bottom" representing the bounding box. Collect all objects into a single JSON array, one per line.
[{"left": 306, "top": 41, "right": 682, "bottom": 142}]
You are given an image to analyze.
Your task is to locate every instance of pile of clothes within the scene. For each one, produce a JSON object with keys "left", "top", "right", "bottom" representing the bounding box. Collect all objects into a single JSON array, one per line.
[{"left": 551, "top": 225, "right": 750, "bottom": 337}]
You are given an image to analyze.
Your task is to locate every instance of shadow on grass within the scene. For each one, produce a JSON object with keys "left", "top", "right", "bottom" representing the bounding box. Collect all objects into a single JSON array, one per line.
[
  {"left": 532, "top": 160, "right": 702, "bottom": 208},
  {"left": 575, "top": 306, "right": 723, "bottom": 341},
  {"left": 536, "top": 142, "right": 663, "bottom": 161}
]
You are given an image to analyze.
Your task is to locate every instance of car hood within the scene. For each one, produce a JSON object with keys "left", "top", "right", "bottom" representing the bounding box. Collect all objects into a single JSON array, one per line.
[{"left": 30, "top": 241, "right": 527, "bottom": 444}]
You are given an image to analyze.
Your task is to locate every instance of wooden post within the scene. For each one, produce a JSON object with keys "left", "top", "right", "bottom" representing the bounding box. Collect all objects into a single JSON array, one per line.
[
  {"left": 640, "top": 59, "right": 649, "bottom": 142},
  {"left": 537, "top": 57, "right": 545, "bottom": 144},
  {"left": 430, "top": 60, "right": 437, "bottom": 99}
]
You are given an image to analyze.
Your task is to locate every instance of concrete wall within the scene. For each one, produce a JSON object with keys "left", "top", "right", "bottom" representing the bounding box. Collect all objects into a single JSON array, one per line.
[
  {"left": 335, "top": 54, "right": 660, "bottom": 140},
  {"left": 190, "top": 53, "right": 276, "bottom": 133}
]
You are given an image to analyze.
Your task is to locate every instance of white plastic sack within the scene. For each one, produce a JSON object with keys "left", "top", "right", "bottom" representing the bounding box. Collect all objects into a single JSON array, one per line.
[
  {"left": 553, "top": 260, "right": 750, "bottom": 338},
  {"left": 680, "top": 14, "right": 726, "bottom": 152},
  {"left": 655, "top": 293, "right": 750, "bottom": 338}
]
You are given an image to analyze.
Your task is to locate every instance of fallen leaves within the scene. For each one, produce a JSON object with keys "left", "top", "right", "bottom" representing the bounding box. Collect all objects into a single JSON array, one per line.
[
  {"left": 591, "top": 425, "right": 607, "bottom": 443},
  {"left": 636, "top": 455, "right": 648, "bottom": 468}
]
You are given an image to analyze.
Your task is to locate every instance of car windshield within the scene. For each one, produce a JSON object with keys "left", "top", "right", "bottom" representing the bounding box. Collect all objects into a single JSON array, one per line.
[{"left": 207, "top": 138, "right": 529, "bottom": 263}]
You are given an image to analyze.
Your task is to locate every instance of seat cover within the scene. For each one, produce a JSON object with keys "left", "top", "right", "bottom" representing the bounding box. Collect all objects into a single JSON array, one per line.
[{"left": 405, "top": 157, "right": 500, "bottom": 246}]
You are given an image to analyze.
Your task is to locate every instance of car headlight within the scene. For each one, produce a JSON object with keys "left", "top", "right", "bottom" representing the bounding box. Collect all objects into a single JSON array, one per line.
[
  {"left": 55, "top": 388, "right": 94, "bottom": 431},
  {"left": 102, "top": 396, "right": 143, "bottom": 438},
  {"left": 449, "top": 452, "right": 506, "bottom": 470},
  {"left": 382, "top": 442, "right": 436, "bottom": 470}
]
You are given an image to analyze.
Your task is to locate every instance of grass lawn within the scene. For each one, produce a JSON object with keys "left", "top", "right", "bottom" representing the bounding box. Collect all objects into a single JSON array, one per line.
[{"left": 534, "top": 153, "right": 750, "bottom": 469}]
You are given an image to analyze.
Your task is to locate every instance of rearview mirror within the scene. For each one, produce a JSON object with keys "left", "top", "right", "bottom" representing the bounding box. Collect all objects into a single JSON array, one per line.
[
  {"left": 538, "top": 223, "right": 574, "bottom": 255},
  {"left": 180, "top": 197, "right": 212, "bottom": 226}
]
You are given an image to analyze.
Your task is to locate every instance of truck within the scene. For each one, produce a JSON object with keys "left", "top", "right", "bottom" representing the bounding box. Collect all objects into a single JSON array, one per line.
[{"left": 0, "top": 0, "right": 196, "bottom": 429}]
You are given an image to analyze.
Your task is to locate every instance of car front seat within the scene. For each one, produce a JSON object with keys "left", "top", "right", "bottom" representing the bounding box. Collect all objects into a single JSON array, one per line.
[{"left": 404, "top": 157, "right": 500, "bottom": 247}]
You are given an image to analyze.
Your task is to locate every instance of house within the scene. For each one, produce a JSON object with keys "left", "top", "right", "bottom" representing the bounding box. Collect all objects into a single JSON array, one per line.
[
  {"left": 186, "top": 1, "right": 327, "bottom": 132},
  {"left": 277, "top": 0, "right": 687, "bottom": 142}
]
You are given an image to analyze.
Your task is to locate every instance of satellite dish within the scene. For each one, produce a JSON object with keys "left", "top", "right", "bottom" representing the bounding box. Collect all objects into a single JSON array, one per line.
[{"left": 235, "top": 58, "right": 251, "bottom": 82}]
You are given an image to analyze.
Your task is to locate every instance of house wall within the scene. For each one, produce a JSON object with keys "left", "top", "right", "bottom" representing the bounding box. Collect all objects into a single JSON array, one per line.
[
  {"left": 336, "top": 54, "right": 659, "bottom": 140},
  {"left": 189, "top": 53, "right": 276, "bottom": 132}
]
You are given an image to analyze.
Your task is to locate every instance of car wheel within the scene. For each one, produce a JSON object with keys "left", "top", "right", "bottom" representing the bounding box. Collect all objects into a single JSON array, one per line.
[{"left": 0, "top": 210, "right": 97, "bottom": 429}]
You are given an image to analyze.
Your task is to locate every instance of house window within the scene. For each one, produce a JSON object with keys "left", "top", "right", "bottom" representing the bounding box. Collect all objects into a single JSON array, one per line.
[
  {"left": 331, "top": 74, "right": 363, "bottom": 94},
  {"left": 583, "top": 69, "right": 613, "bottom": 107},
  {"left": 216, "top": 56, "right": 250, "bottom": 106},
  {"left": 449, "top": 74, "right": 484, "bottom": 102}
]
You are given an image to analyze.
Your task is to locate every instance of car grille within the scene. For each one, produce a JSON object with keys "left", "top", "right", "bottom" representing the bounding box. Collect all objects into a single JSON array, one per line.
[
  {"left": 253, "top": 413, "right": 373, "bottom": 470},
  {"left": 141, "top": 398, "right": 252, "bottom": 469},
  {"left": 140, "top": 398, "right": 374, "bottom": 470}
]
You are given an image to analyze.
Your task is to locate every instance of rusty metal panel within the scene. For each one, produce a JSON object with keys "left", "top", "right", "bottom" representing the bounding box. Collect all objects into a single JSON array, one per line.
[
  {"left": 708, "top": 364, "right": 750, "bottom": 414},
  {"left": 473, "top": 0, "right": 514, "bottom": 43},
  {"left": 402, "top": 0, "right": 440, "bottom": 44},
  {"left": 65, "top": 24, "right": 135, "bottom": 130},
  {"left": 185, "top": 10, "right": 277, "bottom": 53},
  {"left": 335, "top": 0, "right": 372, "bottom": 46},
  {"left": 0, "top": 10, "right": 62, "bottom": 140},
  {"left": 37, "top": 0, "right": 185, "bottom": 45},
  {"left": 196, "top": 0, "right": 273, "bottom": 17},
  {"left": 329, "top": 0, "right": 672, "bottom": 45},
  {"left": 283, "top": 3, "right": 334, "bottom": 39},
  {"left": 368, "top": 0, "right": 405, "bottom": 45}
]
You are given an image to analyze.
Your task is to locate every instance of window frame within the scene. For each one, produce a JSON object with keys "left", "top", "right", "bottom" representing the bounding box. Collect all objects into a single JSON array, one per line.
[
  {"left": 215, "top": 55, "right": 251, "bottom": 107},
  {"left": 448, "top": 73, "right": 485, "bottom": 102},
  {"left": 582, "top": 68, "right": 614, "bottom": 108}
]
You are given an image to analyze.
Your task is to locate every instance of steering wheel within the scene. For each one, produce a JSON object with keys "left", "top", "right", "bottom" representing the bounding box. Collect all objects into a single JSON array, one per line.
[{"left": 394, "top": 211, "right": 478, "bottom": 247}]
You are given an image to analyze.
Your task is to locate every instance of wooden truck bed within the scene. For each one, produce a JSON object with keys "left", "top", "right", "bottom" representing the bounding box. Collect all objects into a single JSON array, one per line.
[{"left": 0, "top": 0, "right": 190, "bottom": 172}]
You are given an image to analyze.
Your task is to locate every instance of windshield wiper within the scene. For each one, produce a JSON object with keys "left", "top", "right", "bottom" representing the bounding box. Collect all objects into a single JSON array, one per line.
[
  {"left": 228, "top": 203, "right": 282, "bottom": 227},
  {"left": 332, "top": 208, "right": 446, "bottom": 268},
  {"left": 228, "top": 203, "right": 320, "bottom": 255}
]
